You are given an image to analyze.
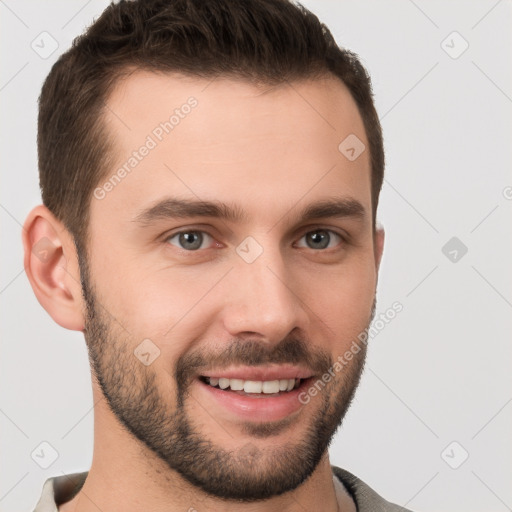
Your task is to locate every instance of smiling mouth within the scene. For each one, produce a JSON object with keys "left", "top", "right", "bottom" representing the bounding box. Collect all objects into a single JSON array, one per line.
[{"left": 199, "top": 376, "right": 305, "bottom": 397}]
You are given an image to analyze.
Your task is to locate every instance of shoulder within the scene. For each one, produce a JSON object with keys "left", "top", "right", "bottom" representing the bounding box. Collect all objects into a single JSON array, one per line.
[
  {"left": 332, "top": 465, "right": 415, "bottom": 512},
  {"left": 33, "top": 472, "right": 88, "bottom": 511}
]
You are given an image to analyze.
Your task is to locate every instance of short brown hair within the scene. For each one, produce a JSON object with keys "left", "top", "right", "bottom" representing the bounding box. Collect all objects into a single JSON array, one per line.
[{"left": 38, "top": 0, "right": 384, "bottom": 256}]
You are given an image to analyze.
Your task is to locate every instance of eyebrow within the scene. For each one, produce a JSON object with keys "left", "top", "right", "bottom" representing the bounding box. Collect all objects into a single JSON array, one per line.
[{"left": 132, "top": 196, "right": 367, "bottom": 227}]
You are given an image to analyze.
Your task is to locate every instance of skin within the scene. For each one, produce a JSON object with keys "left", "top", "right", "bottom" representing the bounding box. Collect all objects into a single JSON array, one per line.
[{"left": 23, "top": 71, "right": 384, "bottom": 512}]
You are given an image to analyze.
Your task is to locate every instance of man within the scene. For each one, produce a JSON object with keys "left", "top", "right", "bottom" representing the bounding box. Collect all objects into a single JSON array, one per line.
[{"left": 23, "top": 0, "right": 411, "bottom": 510}]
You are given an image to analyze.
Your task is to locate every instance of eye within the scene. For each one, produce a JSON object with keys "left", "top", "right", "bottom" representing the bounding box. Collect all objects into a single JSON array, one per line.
[
  {"left": 166, "top": 230, "right": 215, "bottom": 251},
  {"left": 295, "top": 229, "right": 343, "bottom": 250}
]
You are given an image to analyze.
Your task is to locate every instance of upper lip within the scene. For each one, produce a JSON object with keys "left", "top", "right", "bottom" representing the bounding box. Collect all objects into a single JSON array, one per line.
[{"left": 199, "top": 365, "right": 314, "bottom": 381}]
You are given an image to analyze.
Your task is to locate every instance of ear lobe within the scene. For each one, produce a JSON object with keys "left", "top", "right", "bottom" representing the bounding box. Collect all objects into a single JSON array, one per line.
[{"left": 22, "top": 205, "right": 85, "bottom": 331}]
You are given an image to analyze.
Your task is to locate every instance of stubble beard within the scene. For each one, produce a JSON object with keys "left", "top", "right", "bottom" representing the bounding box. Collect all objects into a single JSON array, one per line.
[{"left": 78, "top": 251, "right": 372, "bottom": 502}]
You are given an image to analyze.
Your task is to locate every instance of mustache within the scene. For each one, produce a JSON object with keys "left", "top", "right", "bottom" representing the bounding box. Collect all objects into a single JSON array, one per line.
[{"left": 175, "top": 334, "right": 333, "bottom": 391}]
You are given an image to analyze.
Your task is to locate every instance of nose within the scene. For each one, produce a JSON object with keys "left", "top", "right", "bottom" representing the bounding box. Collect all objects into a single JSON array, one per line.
[{"left": 220, "top": 243, "right": 309, "bottom": 343}]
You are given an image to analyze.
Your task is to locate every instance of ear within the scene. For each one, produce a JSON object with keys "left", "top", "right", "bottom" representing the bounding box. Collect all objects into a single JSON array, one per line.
[
  {"left": 373, "top": 224, "right": 385, "bottom": 272},
  {"left": 22, "top": 205, "right": 85, "bottom": 331}
]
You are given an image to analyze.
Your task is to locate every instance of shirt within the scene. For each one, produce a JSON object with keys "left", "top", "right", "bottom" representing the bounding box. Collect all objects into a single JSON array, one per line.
[{"left": 33, "top": 465, "right": 413, "bottom": 511}]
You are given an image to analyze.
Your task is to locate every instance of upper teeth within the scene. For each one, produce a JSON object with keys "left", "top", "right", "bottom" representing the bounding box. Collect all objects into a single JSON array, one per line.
[{"left": 206, "top": 377, "right": 300, "bottom": 393}]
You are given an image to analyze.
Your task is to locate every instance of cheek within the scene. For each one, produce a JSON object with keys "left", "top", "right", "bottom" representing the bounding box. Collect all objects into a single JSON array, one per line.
[
  {"left": 300, "top": 257, "right": 376, "bottom": 340},
  {"left": 98, "top": 267, "right": 223, "bottom": 359}
]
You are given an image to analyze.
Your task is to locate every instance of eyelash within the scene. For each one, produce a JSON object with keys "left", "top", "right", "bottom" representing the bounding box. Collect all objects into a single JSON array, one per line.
[{"left": 163, "top": 227, "right": 347, "bottom": 253}]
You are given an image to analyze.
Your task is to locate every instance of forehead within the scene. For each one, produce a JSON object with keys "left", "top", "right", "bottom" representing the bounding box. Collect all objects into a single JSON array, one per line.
[{"left": 93, "top": 70, "right": 371, "bottom": 229}]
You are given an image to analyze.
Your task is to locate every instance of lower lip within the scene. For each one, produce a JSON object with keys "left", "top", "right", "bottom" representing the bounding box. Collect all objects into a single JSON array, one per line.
[{"left": 196, "top": 378, "right": 313, "bottom": 422}]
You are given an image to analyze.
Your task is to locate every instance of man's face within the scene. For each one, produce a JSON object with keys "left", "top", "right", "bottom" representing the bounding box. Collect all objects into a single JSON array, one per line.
[{"left": 81, "top": 72, "right": 381, "bottom": 501}]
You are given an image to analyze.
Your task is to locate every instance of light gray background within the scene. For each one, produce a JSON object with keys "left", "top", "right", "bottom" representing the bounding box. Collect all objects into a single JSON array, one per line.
[{"left": 1, "top": 1, "right": 511, "bottom": 511}]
